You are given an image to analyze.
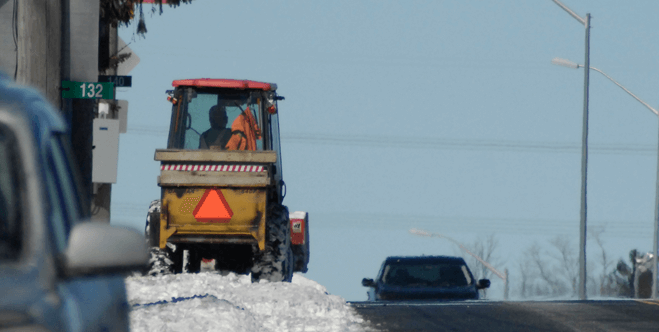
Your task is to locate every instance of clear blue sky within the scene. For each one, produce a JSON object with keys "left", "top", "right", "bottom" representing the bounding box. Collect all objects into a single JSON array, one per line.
[{"left": 113, "top": 0, "right": 659, "bottom": 301}]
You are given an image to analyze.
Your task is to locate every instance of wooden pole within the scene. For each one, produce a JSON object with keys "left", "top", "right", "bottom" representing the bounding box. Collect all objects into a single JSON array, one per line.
[{"left": 16, "top": 0, "right": 61, "bottom": 108}]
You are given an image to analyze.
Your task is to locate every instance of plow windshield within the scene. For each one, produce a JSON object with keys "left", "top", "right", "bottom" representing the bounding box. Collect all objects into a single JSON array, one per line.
[{"left": 168, "top": 88, "right": 264, "bottom": 151}]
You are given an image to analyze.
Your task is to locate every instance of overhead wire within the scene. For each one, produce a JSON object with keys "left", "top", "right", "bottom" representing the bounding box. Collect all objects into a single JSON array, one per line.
[
  {"left": 283, "top": 134, "right": 656, "bottom": 155},
  {"left": 308, "top": 212, "right": 654, "bottom": 239},
  {"left": 112, "top": 201, "right": 653, "bottom": 239},
  {"left": 118, "top": 125, "right": 657, "bottom": 239},
  {"left": 125, "top": 126, "right": 656, "bottom": 155}
]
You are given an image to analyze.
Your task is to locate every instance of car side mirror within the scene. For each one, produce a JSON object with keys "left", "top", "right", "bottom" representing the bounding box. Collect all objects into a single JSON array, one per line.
[
  {"left": 476, "top": 279, "right": 491, "bottom": 289},
  {"left": 62, "top": 222, "right": 148, "bottom": 277},
  {"left": 362, "top": 278, "right": 375, "bottom": 287}
]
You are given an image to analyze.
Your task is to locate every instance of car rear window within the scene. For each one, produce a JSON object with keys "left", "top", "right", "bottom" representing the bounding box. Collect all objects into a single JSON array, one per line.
[
  {"left": 382, "top": 262, "right": 472, "bottom": 287},
  {"left": 0, "top": 124, "right": 23, "bottom": 261}
]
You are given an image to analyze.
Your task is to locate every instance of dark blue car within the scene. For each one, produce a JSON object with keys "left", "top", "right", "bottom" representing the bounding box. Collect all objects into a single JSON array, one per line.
[{"left": 362, "top": 256, "right": 490, "bottom": 301}]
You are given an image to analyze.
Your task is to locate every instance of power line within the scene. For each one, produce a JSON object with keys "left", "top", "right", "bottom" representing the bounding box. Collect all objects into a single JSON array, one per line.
[
  {"left": 283, "top": 134, "right": 656, "bottom": 155},
  {"left": 306, "top": 212, "right": 654, "bottom": 238},
  {"left": 111, "top": 202, "right": 654, "bottom": 238},
  {"left": 125, "top": 126, "right": 656, "bottom": 155}
]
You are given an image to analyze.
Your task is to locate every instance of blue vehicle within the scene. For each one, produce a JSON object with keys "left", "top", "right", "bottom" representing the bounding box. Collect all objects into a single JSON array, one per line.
[
  {"left": 0, "top": 73, "right": 148, "bottom": 331},
  {"left": 362, "top": 256, "right": 490, "bottom": 301}
]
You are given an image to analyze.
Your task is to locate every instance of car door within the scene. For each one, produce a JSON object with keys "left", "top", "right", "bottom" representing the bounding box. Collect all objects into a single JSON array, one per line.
[{"left": 43, "top": 134, "right": 130, "bottom": 332}]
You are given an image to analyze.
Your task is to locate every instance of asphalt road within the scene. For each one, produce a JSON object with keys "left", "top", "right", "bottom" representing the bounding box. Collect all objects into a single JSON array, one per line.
[{"left": 351, "top": 300, "right": 659, "bottom": 332}]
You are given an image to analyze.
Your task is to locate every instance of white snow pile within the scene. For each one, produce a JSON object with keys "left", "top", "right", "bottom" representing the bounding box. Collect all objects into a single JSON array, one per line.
[{"left": 126, "top": 272, "right": 374, "bottom": 332}]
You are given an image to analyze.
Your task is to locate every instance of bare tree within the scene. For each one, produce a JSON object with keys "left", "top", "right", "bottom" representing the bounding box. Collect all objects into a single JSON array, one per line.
[
  {"left": 464, "top": 234, "right": 501, "bottom": 281},
  {"left": 529, "top": 242, "right": 569, "bottom": 296},
  {"left": 589, "top": 226, "right": 613, "bottom": 296},
  {"left": 460, "top": 234, "right": 503, "bottom": 299},
  {"left": 517, "top": 233, "right": 619, "bottom": 299},
  {"left": 518, "top": 260, "right": 528, "bottom": 298},
  {"left": 518, "top": 253, "right": 541, "bottom": 298},
  {"left": 548, "top": 236, "right": 578, "bottom": 296}
]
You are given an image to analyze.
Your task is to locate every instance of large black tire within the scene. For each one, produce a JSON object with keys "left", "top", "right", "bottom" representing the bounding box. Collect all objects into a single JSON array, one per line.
[
  {"left": 145, "top": 200, "right": 168, "bottom": 275},
  {"left": 251, "top": 205, "right": 294, "bottom": 282},
  {"left": 145, "top": 199, "right": 161, "bottom": 247},
  {"left": 145, "top": 199, "right": 183, "bottom": 275}
]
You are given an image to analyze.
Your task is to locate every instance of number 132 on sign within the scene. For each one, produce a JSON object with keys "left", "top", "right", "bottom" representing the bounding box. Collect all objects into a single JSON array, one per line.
[
  {"left": 61, "top": 81, "right": 114, "bottom": 99},
  {"left": 80, "top": 83, "right": 105, "bottom": 98}
]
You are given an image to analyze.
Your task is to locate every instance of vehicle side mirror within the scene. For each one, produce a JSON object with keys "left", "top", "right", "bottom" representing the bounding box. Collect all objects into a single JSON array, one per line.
[
  {"left": 476, "top": 279, "right": 491, "bottom": 289},
  {"left": 62, "top": 222, "right": 148, "bottom": 277},
  {"left": 362, "top": 278, "right": 375, "bottom": 287}
]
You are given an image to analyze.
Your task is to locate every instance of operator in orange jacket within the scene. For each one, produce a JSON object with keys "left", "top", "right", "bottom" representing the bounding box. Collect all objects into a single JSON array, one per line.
[{"left": 226, "top": 107, "right": 261, "bottom": 151}]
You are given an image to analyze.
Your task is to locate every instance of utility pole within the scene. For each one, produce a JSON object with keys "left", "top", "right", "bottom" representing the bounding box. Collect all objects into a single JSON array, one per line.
[
  {"left": 15, "top": 0, "right": 62, "bottom": 107},
  {"left": 8, "top": 0, "right": 121, "bottom": 220},
  {"left": 551, "top": 0, "right": 591, "bottom": 300},
  {"left": 504, "top": 268, "right": 509, "bottom": 300},
  {"left": 7, "top": 0, "right": 94, "bottom": 214},
  {"left": 576, "top": 12, "right": 591, "bottom": 301},
  {"left": 62, "top": 0, "right": 100, "bottom": 216}
]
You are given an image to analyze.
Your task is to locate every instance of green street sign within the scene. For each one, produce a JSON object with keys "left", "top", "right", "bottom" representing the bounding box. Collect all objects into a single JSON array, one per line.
[{"left": 62, "top": 81, "right": 114, "bottom": 99}]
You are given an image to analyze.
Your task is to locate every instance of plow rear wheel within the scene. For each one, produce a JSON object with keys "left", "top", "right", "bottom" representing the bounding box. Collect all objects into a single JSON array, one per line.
[
  {"left": 145, "top": 200, "right": 171, "bottom": 275},
  {"left": 251, "top": 204, "right": 294, "bottom": 282}
]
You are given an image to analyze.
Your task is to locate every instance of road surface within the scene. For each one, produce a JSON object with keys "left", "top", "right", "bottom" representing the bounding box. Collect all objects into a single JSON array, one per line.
[{"left": 351, "top": 300, "right": 659, "bottom": 331}]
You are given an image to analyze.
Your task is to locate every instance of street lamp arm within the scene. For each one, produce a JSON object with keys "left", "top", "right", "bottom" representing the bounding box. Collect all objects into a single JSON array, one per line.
[
  {"left": 452, "top": 241, "right": 507, "bottom": 281},
  {"left": 586, "top": 66, "right": 659, "bottom": 116},
  {"left": 552, "top": 0, "right": 586, "bottom": 25},
  {"left": 553, "top": 55, "right": 659, "bottom": 299},
  {"left": 552, "top": 58, "right": 659, "bottom": 116},
  {"left": 409, "top": 228, "right": 506, "bottom": 281}
]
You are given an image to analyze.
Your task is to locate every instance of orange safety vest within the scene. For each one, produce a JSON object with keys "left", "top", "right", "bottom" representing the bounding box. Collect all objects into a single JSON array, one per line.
[{"left": 226, "top": 108, "right": 261, "bottom": 151}]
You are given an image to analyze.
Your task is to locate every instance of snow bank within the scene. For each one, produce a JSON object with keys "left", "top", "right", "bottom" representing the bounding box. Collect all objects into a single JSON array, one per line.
[{"left": 126, "top": 272, "right": 373, "bottom": 332}]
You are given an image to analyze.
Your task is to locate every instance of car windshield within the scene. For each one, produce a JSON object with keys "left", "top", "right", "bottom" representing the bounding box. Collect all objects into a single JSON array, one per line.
[
  {"left": 0, "top": 124, "right": 21, "bottom": 261},
  {"left": 168, "top": 88, "right": 264, "bottom": 151},
  {"left": 382, "top": 262, "right": 473, "bottom": 287}
]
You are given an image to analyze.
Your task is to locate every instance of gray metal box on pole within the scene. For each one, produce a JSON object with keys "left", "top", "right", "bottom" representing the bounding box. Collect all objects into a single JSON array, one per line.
[{"left": 92, "top": 118, "right": 120, "bottom": 183}]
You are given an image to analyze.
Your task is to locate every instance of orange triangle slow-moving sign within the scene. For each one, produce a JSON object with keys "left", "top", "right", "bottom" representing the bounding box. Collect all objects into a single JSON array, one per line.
[{"left": 193, "top": 189, "right": 233, "bottom": 223}]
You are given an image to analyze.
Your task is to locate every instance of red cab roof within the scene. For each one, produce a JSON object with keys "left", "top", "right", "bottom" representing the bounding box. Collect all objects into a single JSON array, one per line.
[{"left": 172, "top": 78, "right": 276, "bottom": 91}]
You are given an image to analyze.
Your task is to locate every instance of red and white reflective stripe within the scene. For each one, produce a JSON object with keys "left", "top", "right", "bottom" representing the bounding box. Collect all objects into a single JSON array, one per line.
[{"left": 161, "top": 164, "right": 265, "bottom": 172}]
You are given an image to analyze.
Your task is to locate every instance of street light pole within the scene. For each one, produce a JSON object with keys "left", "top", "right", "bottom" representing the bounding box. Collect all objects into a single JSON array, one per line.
[
  {"left": 552, "top": 0, "right": 591, "bottom": 300},
  {"left": 552, "top": 57, "right": 659, "bottom": 299},
  {"left": 579, "top": 12, "right": 591, "bottom": 301},
  {"left": 655, "top": 118, "right": 659, "bottom": 299}
]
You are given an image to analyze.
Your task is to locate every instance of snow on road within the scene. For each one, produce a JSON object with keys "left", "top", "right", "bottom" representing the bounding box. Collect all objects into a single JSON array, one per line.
[{"left": 126, "top": 272, "right": 373, "bottom": 332}]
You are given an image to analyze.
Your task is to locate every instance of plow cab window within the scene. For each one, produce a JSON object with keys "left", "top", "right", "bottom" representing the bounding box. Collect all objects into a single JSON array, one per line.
[{"left": 168, "top": 88, "right": 264, "bottom": 151}]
